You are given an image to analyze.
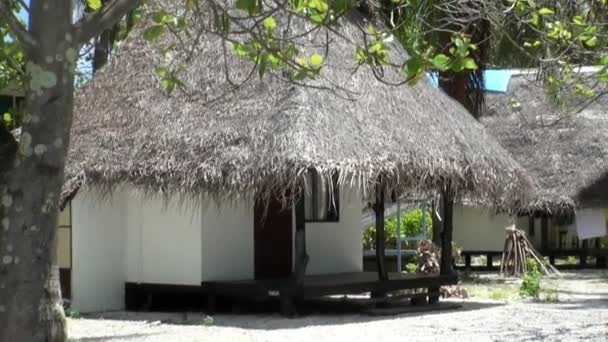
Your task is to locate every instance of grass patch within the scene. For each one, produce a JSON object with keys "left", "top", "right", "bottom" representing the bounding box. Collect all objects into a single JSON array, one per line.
[
  {"left": 465, "top": 283, "right": 519, "bottom": 302},
  {"left": 540, "top": 286, "right": 560, "bottom": 302}
]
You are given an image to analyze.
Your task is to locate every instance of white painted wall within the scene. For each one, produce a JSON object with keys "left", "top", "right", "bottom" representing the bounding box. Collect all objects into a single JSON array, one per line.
[
  {"left": 201, "top": 200, "right": 254, "bottom": 281},
  {"left": 124, "top": 192, "right": 143, "bottom": 283},
  {"left": 306, "top": 186, "right": 363, "bottom": 275},
  {"left": 71, "top": 184, "right": 366, "bottom": 313},
  {"left": 71, "top": 191, "right": 126, "bottom": 313},
  {"left": 453, "top": 206, "right": 514, "bottom": 251},
  {"left": 139, "top": 197, "right": 202, "bottom": 285}
]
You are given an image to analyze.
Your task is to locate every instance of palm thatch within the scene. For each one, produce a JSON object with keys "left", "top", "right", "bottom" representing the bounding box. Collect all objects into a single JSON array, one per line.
[
  {"left": 62, "top": 5, "right": 531, "bottom": 206},
  {"left": 482, "top": 73, "right": 608, "bottom": 215}
]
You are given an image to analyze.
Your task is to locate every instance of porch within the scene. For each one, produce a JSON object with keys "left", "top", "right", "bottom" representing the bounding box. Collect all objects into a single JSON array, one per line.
[{"left": 202, "top": 272, "right": 457, "bottom": 305}]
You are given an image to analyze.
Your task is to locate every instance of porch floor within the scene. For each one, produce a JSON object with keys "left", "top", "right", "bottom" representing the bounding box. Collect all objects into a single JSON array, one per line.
[{"left": 201, "top": 271, "right": 457, "bottom": 300}]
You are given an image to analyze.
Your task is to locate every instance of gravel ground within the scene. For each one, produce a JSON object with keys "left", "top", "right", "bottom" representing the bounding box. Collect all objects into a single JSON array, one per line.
[{"left": 68, "top": 270, "right": 608, "bottom": 342}]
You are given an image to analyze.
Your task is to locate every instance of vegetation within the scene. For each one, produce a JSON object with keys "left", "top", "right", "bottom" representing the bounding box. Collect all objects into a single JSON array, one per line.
[
  {"left": 520, "top": 259, "right": 542, "bottom": 299},
  {"left": 405, "top": 262, "right": 417, "bottom": 274},
  {"left": 362, "top": 208, "right": 432, "bottom": 250}
]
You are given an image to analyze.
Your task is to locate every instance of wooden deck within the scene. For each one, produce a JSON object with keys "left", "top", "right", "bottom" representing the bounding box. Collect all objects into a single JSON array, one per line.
[{"left": 201, "top": 271, "right": 457, "bottom": 300}]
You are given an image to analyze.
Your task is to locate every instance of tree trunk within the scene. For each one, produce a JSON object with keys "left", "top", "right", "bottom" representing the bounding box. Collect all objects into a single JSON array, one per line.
[
  {"left": 92, "top": 0, "right": 120, "bottom": 73},
  {"left": 0, "top": 2, "right": 75, "bottom": 341}
]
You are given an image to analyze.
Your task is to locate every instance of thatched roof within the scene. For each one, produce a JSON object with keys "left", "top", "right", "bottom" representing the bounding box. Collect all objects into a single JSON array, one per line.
[
  {"left": 63, "top": 6, "right": 531, "bottom": 206},
  {"left": 482, "top": 73, "right": 608, "bottom": 215}
]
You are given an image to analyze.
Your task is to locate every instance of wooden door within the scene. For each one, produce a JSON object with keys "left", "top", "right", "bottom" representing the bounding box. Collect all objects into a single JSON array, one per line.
[{"left": 254, "top": 197, "right": 293, "bottom": 279}]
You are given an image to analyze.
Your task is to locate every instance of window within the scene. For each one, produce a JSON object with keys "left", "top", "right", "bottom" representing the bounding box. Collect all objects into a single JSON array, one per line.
[{"left": 304, "top": 170, "right": 339, "bottom": 222}]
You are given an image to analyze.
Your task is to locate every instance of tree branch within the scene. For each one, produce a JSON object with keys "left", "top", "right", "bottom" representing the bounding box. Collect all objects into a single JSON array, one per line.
[
  {"left": 0, "top": 2, "right": 37, "bottom": 52},
  {"left": 73, "top": 0, "right": 139, "bottom": 44}
]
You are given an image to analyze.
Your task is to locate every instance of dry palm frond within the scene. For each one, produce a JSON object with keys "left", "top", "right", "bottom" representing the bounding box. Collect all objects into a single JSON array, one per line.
[{"left": 62, "top": 5, "right": 531, "bottom": 207}]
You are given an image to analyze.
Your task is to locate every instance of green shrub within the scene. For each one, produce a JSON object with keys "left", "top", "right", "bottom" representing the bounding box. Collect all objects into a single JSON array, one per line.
[
  {"left": 64, "top": 307, "right": 81, "bottom": 319},
  {"left": 362, "top": 208, "right": 433, "bottom": 249},
  {"left": 405, "top": 262, "right": 417, "bottom": 274},
  {"left": 564, "top": 256, "right": 578, "bottom": 265},
  {"left": 520, "top": 258, "right": 542, "bottom": 299}
]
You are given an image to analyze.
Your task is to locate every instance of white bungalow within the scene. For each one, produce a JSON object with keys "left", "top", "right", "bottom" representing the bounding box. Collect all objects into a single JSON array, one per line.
[
  {"left": 453, "top": 71, "right": 608, "bottom": 268},
  {"left": 55, "top": 8, "right": 529, "bottom": 313}
]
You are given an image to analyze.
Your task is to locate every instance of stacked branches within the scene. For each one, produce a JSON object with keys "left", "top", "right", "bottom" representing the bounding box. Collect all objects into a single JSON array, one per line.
[{"left": 500, "top": 224, "right": 560, "bottom": 277}]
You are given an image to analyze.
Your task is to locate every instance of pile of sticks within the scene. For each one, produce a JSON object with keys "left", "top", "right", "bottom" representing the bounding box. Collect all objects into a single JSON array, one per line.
[
  {"left": 416, "top": 240, "right": 440, "bottom": 275},
  {"left": 500, "top": 225, "right": 560, "bottom": 277}
]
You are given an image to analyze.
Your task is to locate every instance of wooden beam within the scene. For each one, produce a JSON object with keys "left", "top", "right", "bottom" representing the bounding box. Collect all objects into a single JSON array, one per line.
[
  {"left": 374, "top": 181, "right": 388, "bottom": 282},
  {"left": 440, "top": 187, "right": 454, "bottom": 275},
  {"left": 541, "top": 215, "right": 549, "bottom": 252}
]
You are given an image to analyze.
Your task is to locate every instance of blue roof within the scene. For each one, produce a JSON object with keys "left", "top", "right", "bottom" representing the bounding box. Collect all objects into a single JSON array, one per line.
[{"left": 426, "top": 69, "right": 512, "bottom": 93}]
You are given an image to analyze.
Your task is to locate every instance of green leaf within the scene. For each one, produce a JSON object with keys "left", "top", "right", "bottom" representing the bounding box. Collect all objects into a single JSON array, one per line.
[
  {"left": 431, "top": 54, "right": 451, "bottom": 71},
  {"left": 153, "top": 11, "right": 171, "bottom": 24},
  {"left": 537, "top": 7, "right": 554, "bottom": 15},
  {"left": 529, "top": 13, "right": 540, "bottom": 28},
  {"left": 2, "top": 112, "right": 12, "bottom": 124},
  {"left": 462, "top": 57, "right": 477, "bottom": 70},
  {"left": 232, "top": 42, "right": 252, "bottom": 57},
  {"left": 332, "top": 0, "right": 352, "bottom": 13},
  {"left": 309, "top": 13, "right": 326, "bottom": 24},
  {"left": 258, "top": 54, "right": 268, "bottom": 78},
  {"left": 293, "top": 70, "right": 307, "bottom": 80},
  {"left": 310, "top": 53, "right": 324, "bottom": 67},
  {"left": 87, "top": 0, "right": 102, "bottom": 11},
  {"left": 355, "top": 47, "right": 368, "bottom": 64},
  {"left": 263, "top": 17, "right": 277, "bottom": 31},
  {"left": 523, "top": 40, "right": 542, "bottom": 48},
  {"left": 404, "top": 56, "right": 424, "bottom": 77},
  {"left": 237, "top": 0, "right": 258, "bottom": 14},
  {"left": 599, "top": 56, "right": 608, "bottom": 65},
  {"left": 573, "top": 16, "right": 585, "bottom": 25},
  {"left": 268, "top": 53, "right": 281, "bottom": 68},
  {"left": 585, "top": 36, "right": 598, "bottom": 48},
  {"left": 143, "top": 25, "right": 165, "bottom": 41}
]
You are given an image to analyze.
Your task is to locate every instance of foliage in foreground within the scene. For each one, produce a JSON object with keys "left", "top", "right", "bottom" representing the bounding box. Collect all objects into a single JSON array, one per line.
[{"left": 520, "top": 258, "right": 542, "bottom": 299}]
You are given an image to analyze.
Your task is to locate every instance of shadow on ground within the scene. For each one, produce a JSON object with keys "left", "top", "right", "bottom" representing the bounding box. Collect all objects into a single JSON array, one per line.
[{"left": 80, "top": 298, "right": 504, "bottom": 330}]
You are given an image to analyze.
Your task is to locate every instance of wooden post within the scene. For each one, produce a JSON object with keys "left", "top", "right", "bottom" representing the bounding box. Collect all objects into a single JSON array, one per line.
[
  {"left": 541, "top": 215, "right": 549, "bottom": 253},
  {"left": 431, "top": 200, "right": 442, "bottom": 246},
  {"left": 293, "top": 193, "right": 309, "bottom": 286},
  {"left": 428, "top": 199, "right": 442, "bottom": 304},
  {"left": 486, "top": 254, "right": 493, "bottom": 270},
  {"left": 373, "top": 181, "right": 388, "bottom": 282},
  {"left": 282, "top": 191, "right": 309, "bottom": 317},
  {"left": 440, "top": 187, "right": 455, "bottom": 276},
  {"left": 580, "top": 240, "right": 588, "bottom": 268}
]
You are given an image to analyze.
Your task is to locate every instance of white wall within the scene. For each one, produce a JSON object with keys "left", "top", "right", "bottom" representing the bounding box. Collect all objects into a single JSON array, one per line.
[
  {"left": 124, "top": 193, "right": 143, "bottom": 283},
  {"left": 453, "top": 206, "right": 514, "bottom": 251},
  {"left": 139, "top": 197, "right": 202, "bottom": 285},
  {"left": 71, "top": 191, "right": 126, "bottom": 313},
  {"left": 306, "top": 186, "right": 363, "bottom": 275},
  {"left": 201, "top": 200, "right": 254, "bottom": 281}
]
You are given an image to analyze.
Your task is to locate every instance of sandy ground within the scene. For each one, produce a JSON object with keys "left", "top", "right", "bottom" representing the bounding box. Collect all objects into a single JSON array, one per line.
[{"left": 68, "top": 270, "right": 608, "bottom": 342}]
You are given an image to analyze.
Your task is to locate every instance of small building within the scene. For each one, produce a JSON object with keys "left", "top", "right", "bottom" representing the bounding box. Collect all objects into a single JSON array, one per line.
[
  {"left": 454, "top": 71, "right": 608, "bottom": 267},
  {"left": 58, "top": 9, "right": 529, "bottom": 313}
]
